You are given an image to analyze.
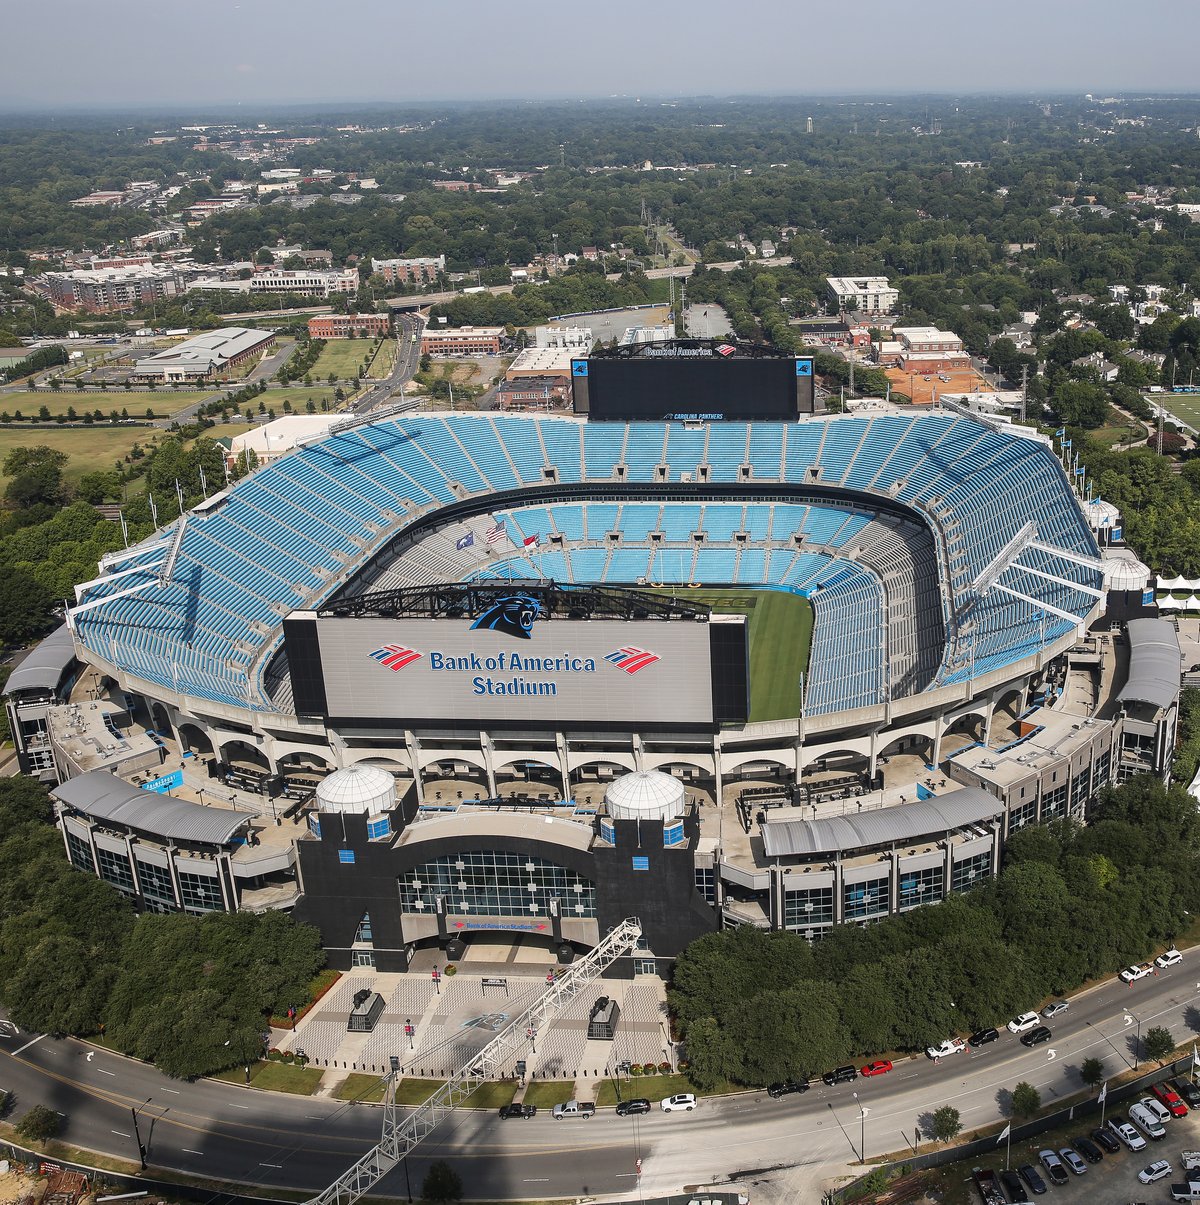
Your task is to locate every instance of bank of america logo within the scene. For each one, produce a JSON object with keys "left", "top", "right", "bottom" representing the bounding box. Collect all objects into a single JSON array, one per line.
[
  {"left": 368, "top": 644, "right": 423, "bottom": 671},
  {"left": 716, "top": 343, "right": 736, "bottom": 357},
  {"left": 605, "top": 646, "right": 661, "bottom": 674}
]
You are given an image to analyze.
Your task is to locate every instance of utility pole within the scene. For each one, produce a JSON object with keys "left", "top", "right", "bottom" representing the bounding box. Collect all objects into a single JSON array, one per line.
[{"left": 1020, "top": 363, "right": 1028, "bottom": 423}]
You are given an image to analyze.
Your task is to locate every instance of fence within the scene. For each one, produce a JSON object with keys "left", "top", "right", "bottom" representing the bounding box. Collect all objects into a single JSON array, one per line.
[{"left": 833, "top": 1053, "right": 1197, "bottom": 1201}]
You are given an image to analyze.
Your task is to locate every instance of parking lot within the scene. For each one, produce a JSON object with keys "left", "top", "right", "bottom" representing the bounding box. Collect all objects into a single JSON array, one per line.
[{"left": 978, "top": 1092, "right": 1200, "bottom": 1205}]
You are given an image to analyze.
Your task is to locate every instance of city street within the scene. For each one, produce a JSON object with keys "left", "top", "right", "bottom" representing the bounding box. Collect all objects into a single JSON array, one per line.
[{"left": 2, "top": 959, "right": 1199, "bottom": 1202}]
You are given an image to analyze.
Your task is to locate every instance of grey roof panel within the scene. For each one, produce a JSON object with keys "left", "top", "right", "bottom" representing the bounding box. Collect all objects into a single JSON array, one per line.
[
  {"left": 1118, "top": 618, "right": 1181, "bottom": 711},
  {"left": 53, "top": 770, "right": 249, "bottom": 845},
  {"left": 4, "top": 624, "right": 77, "bottom": 696},
  {"left": 760, "top": 787, "right": 1004, "bottom": 859}
]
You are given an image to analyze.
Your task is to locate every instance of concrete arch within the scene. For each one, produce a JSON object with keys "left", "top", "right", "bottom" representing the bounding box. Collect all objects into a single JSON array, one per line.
[
  {"left": 348, "top": 753, "right": 411, "bottom": 773},
  {"left": 492, "top": 753, "right": 560, "bottom": 774},
  {"left": 642, "top": 753, "right": 716, "bottom": 776},
  {"left": 877, "top": 731, "right": 935, "bottom": 761},
  {"left": 219, "top": 738, "right": 270, "bottom": 772},
  {"left": 567, "top": 752, "right": 637, "bottom": 776},
  {"left": 277, "top": 750, "right": 333, "bottom": 774},
  {"left": 149, "top": 702, "right": 173, "bottom": 739},
  {"left": 418, "top": 750, "right": 488, "bottom": 775},
  {"left": 177, "top": 722, "right": 214, "bottom": 758},
  {"left": 720, "top": 750, "right": 793, "bottom": 777}
]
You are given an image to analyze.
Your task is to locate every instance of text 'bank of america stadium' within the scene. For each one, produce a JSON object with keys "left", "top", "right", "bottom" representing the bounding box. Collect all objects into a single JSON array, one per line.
[{"left": 7, "top": 355, "right": 1181, "bottom": 976}]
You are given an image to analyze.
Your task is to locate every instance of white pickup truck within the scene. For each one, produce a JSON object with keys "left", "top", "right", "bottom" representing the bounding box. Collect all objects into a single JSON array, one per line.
[
  {"left": 1171, "top": 1183, "right": 1200, "bottom": 1201},
  {"left": 1183, "top": 1152, "right": 1200, "bottom": 1171}
]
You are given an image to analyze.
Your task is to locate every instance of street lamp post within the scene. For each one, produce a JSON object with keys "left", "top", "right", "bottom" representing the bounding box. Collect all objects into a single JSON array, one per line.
[
  {"left": 130, "top": 1097, "right": 151, "bottom": 1170},
  {"left": 853, "top": 1091, "right": 867, "bottom": 1164},
  {"left": 1134, "top": 1013, "right": 1143, "bottom": 1071}
]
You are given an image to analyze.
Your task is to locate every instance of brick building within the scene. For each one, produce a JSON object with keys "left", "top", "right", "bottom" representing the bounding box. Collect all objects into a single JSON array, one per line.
[
  {"left": 497, "top": 375, "right": 570, "bottom": 411},
  {"left": 308, "top": 314, "right": 391, "bottom": 339},
  {"left": 372, "top": 256, "right": 445, "bottom": 286},
  {"left": 420, "top": 326, "right": 504, "bottom": 356}
]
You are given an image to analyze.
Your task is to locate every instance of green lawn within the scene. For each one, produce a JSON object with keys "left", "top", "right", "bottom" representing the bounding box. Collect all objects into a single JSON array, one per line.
[
  {"left": 365, "top": 337, "right": 396, "bottom": 379},
  {"left": 520, "top": 1080, "right": 576, "bottom": 1108},
  {"left": 593, "top": 1072, "right": 706, "bottom": 1105},
  {"left": 0, "top": 426, "right": 166, "bottom": 485},
  {"left": 212, "top": 1060, "right": 324, "bottom": 1095},
  {"left": 649, "top": 587, "right": 812, "bottom": 722},
  {"left": 0, "top": 389, "right": 213, "bottom": 419},
  {"left": 333, "top": 1074, "right": 517, "bottom": 1107},
  {"left": 1163, "top": 391, "right": 1200, "bottom": 432},
  {"left": 248, "top": 386, "right": 343, "bottom": 416},
  {"left": 312, "top": 339, "right": 376, "bottom": 381}
]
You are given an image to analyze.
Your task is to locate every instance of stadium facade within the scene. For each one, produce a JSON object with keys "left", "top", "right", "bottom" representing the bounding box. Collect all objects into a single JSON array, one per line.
[{"left": 14, "top": 402, "right": 1182, "bottom": 975}]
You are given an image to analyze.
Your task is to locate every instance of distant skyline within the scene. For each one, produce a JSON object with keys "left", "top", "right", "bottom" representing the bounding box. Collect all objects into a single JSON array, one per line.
[{"left": 2, "top": 0, "right": 1199, "bottom": 110}]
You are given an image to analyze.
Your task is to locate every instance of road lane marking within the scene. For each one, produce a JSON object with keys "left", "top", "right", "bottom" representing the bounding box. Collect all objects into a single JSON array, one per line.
[
  {"left": 260, "top": 1163, "right": 283, "bottom": 1168},
  {"left": 230, "top": 1103, "right": 250, "bottom": 1109},
  {"left": 183, "top": 1148, "right": 203, "bottom": 1155},
  {"left": 98, "top": 1069, "right": 117, "bottom": 1076},
  {"left": 523, "top": 1179, "right": 549, "bottom": 1183},
  {"left": 162, "top": 1088, "right": 180, "bottom": 1094},
  {"left": 111, "top": 1130, "right": 131, "bottom": 1137},
  {"left": 11, "top": 1034, "right": 43, "bottom": 1056}
]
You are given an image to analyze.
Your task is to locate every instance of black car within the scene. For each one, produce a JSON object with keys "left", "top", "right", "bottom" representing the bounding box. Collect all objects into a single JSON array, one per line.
[
  {"left": 1019, "top": 1164, "right": 1048, "bottom": 1195},
  {"left": 1090, "top": 1126, "right": 1122, "bottom": 1154},
  {"left": 1072, "top": 1136, "right": 1104, "bottom": 1163},
  {"left": 615, "top": 1098, "right": 651, "bottom": 1116},
  {"left": 1020, "top": 1025, "right": 1052, "bottom": 1047},
  {"left": 1000, "top": 1169, "right": 1027, "bottom": 1201},
  {"left": 498, "top": 1103, "right": 537, "bottom": 1119},
  {"left": 767, "top": 1078, "right": 810, "bottom": 1099},
  {"left": 969, "top": 1027, "right": 999, "bottom": 1047},
  {"left": 822, "top": 1065, "right": 858, "bottom": 1086},
  {"left": 1170, "top": 1076, "right": 1200, "bottom": 1109}
]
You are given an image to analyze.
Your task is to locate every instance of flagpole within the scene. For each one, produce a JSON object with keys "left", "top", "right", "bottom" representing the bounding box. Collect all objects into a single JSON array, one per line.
[
  {"left": 1006, "top": 1123, "right": 1011, "bottom": 1171},
  {"left": 1099, "top": 1080, "right": 1107, "bottom": 1128}
]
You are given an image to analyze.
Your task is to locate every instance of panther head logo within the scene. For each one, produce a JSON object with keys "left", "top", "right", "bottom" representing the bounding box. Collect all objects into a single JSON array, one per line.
[{"left": 470, "top": 594, "right": 545, "bottom": 640}]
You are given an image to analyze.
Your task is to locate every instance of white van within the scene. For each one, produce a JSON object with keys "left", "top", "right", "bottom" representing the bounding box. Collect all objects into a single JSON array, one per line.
[{"left": 1130, "top": 1100, "right": 1167, "bottom": 1140}]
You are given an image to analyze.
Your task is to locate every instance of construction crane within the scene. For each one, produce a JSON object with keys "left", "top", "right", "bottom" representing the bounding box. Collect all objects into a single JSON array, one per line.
[{"left": 304, "top": 916, "right": 643, "bottom": 1205}]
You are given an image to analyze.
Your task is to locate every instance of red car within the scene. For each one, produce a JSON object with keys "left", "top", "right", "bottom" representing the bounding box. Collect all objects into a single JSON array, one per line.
[
  {"left": 1150, "top": 1082, "right": 1189, "bottom": 1117},
  {"left": 860, "top": 1060, "right": 894, "bottom": 1077}
]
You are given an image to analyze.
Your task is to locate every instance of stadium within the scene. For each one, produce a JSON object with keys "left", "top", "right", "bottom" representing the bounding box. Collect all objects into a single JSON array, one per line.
[{"left": 25, "top": 344, "right": 1181, "bottom": 975}]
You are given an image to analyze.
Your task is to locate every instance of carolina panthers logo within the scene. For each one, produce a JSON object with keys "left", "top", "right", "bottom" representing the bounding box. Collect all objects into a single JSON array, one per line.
[{"left": 470, "top": 594, "right": 545, "bottom": 641}]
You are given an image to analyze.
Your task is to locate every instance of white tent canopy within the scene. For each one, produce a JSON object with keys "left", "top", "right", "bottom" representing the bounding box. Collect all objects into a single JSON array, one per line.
[{"left": 1158, "top": 575, "right": 1200, "bottom": 592}]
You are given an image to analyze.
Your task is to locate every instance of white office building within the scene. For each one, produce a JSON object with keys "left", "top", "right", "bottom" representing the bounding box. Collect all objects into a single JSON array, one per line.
[{"left": 826, "top": 276, "right": 900, "bottom": 315}]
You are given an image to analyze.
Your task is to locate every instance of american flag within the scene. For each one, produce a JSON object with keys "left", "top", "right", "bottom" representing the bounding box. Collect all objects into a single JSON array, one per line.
[{"left": 486, "top": 522, "right": 505, "bottom": 545}]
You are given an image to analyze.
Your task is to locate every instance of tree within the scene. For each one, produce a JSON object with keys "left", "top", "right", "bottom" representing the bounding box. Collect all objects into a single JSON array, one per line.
[
  {"left": 16, "top": 1104, "right": 60, "bottom": 1145},
  {"left": 1079, "top": 1056, "right": 1105, "bottom": 1089},
  {"left": 1011, "top": 1081, "right": 1041, "bottom": 1118},
  {"left": 929, "top": 1105, "right": 962, "bottom": 1144},
  {"left": 421, "top": 1160, "right": 463, "bottom": 1205},
  {"left": 0, "top": 568, "right": 53, "bottom": 644},
  {"left": 1143, "top": 1025, "right": 1176, "bottom": 1064}
]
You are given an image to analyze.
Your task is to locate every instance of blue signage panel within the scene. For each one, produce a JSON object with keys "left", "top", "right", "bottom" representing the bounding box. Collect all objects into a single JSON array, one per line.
[
  {"left": 141, "top": 769, "right": 183, "bottom": 794},
  {"left": 796, "top": 358, "right": 813, "bottom": 377},
  {"left": 571, "top": 359, "right": 589, "bottom": 377}
]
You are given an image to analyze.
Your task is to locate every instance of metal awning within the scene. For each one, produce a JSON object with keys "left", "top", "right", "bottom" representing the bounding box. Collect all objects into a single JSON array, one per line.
[
  {"left": 1119, "top": 618, "right": 1181, "bottom": 711},
  {"left": 53, "top": 771, "right": 250, "bottom": 845},
  {"left": 4, "top": 625, "right": 77, "bottom": 696},
  {"left": 761, "top": 787, "right": 1004, "bottom": 859}
]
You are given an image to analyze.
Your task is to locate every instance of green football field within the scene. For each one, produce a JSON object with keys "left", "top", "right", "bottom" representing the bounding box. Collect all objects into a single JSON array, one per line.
[{"left": 650, "top": 587, "right": 812, "bottom": 722}]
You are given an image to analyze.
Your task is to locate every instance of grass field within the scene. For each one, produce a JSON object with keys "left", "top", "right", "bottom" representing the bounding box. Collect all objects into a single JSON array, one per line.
[
  {"left": 332, "top": 1073, "right": 517, "bottom": 1107},
  {"left": 1163, "top": 392, "right": 1200, "bottom": 432},
  {"left": 365, "top": 336, "right": 396, "bottom": 378},
  {"left": 0, "top": 389, "right": 212, "bottom": 419},
  {"left": 0, "top": 426, "right": 164, "bottom": 484},
  {"left": 212, "top": 1060, "right": 323, "bottom": 1095},
  {"left": 650, "top": 587, "right": 812, "bottom": 722},
  {"left": 312, "top": 339, "right": 376, "bottom": 380}
]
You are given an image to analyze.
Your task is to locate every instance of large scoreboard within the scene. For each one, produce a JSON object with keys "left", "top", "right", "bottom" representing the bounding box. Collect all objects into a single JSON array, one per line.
[
  {"left": 571, "top": 340, "right": 818, "bottom": 421},
  {"left": 284, "top": 585, "right": 749, "bottom": 731}
]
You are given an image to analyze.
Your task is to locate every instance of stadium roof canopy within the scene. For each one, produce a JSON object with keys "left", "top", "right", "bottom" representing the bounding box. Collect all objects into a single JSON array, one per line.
[
  {"left": 1118, "top": 617, "right": 1182, "bottom": 712},
  {"left": 53, "top": 770, "right": 251, "bottom": 845},
  {"left": 760, "top": 787, "right": 1004, "bottom": 859},
  {"left": 3, "top": 624, "right": 76, "bottom": 696}
]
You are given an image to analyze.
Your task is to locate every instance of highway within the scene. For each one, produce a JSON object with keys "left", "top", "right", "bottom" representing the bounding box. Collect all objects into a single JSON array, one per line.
[{"left": 3, "top": 960, "right": 1200, "bottom": 1202}]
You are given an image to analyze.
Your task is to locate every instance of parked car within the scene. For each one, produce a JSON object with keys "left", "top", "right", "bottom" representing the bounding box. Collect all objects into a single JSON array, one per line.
[
  {"left": 1152, "top": 1082, "right": 1189, "bottom": 1117},
  {"left": 1139, "top": 1096, "right": 1173, "bottom": 1125},
  {"left": 1059, "top": 1148, "right": 1087, "bottom": 1176},
  {"left": 1156, "top": 948, "right": 1183, "bottom": 969},
  {"left": 1037, "top": 1150, "right": 1069, "bottom": 1186},
  {"left": 1020, "top": 1025, "right": 1052, "bottom": 1047},
  {"left": 1120, "top": 962, "right": 1155, "bottom": 983},
  {"left": 1018, "top": 1164, "right": 1047, "bottom": 1195},
  {"left": 925, "top": 1038, "right": 967, "bottom": 1059},
  {"left": 660, "top": 1093, "right": 697, "bottom": 1113},
  {"left": 860, "top": 1061, "right": 893, "bottom": 1077},
  {"left": 1140, "top": 1160, "right": 1174, "bottom": 1184},
  {"left": 822, "top": 1065, "right": 858, "bottom": 1085},
  {"left": 1129, "top": 1101, "right": 1167, "bottom": 1140},
  {"left": 1107, "top": 1116, "right": 1148, "bottom": 1151},
  {"left": 1042, "top": 1000, "right": 1069, "bottom": 1018},
  {"left": 615, "top": 1098, "right": 651, "bottom": 1116},
  {"left": 552, "top": 1100, "right": 596, "bottom": 1120},
  {"left": 1000, "top": 1169, "right": 1028, "bottom": 1201},
  {"left": 969, "top": 1027, "right": 1000, "bottom": 1047},
  {"left": 1090, "top": 1126, "right": 1122, "bottom": 1154},
  {"left": 766, "top": 1079, "right": 808, "bottom": 1099},
  {"left": 498, "top": 1103, "right": 537, "bottom": 1119},
  {"left": 1072, "top": 1136, "right": 1104, "bottom": 1163},
  {"left": 1170, "top": 1078, "right": 1200, "bottom": 1109},
  {"left": 1008, "top": 1012, "right": 1041, "bottom": 1033}
]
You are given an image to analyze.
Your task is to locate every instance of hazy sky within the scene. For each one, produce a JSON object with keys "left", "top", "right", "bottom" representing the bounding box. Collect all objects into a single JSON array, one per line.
[{"left": 2, "top": 0, "right": 1198, "bottom": 110}]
